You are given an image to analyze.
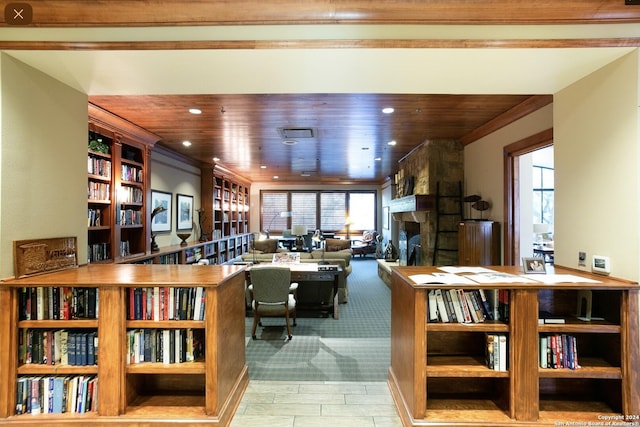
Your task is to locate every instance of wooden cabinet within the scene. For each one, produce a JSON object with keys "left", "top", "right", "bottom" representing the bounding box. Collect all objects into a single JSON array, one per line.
[
  {"left": 88, "top": 104, "right": 159, "bottom": 263},
  {"left": 0, "top": 264, "right": 249, "bottom": 426},
  {"left": 458, "top": 220, "right": 500, "bottom": 265},
  {"left": 388, "top": 265, "right": 639, "bottom": 426}
]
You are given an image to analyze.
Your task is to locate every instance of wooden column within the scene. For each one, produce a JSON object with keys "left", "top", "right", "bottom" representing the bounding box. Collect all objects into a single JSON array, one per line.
[
  {"left": 97, "top": 286, "right": 125, "bottom": 415},
  {"left": 510, "top": 288, "right": 539, "bottom": 421}
]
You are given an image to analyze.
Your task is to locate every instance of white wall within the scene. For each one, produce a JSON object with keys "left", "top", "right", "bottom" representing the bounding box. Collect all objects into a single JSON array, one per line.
[
  {"left": 0, "top": 54, "right": 87, "bottom": 277},
  {"left": 150, "top": 150, "right": 202, "bottom": 248},
  {"left": 554, "top": 50, "right": 639, "bottom": 281}
]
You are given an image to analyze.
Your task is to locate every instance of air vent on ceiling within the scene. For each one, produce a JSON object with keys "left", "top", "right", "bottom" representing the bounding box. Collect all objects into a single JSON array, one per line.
[{"left": 278, "top": 127, "right": 316, "bottom": 139}]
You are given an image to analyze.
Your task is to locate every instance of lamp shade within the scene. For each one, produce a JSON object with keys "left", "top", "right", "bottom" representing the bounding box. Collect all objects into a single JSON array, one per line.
[
  {"left": 291, "top": 225, "right": 308, "bottom": 236},
  {"left": 533, "top": 223, "right": 550, "bottom": 234}
]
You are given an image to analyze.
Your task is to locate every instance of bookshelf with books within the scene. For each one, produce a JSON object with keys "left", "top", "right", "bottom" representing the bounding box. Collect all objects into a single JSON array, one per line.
[
  {"left": 88, "top": 103, "right": 159, "bottom": 264},
  {"left": 201, "top": 165, "right": 250, "bottom": 243},
  {"left": 389, "top": 265, "right": 639, "bottom": 426},
  {"left": 0, "top": 263, "right": 249, "bottom": 426}
]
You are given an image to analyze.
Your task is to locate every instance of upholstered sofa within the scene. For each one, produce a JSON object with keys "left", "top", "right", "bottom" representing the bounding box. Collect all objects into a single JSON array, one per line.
[{"left": 241, "top": 238, "right": 352, "bottom": 305}]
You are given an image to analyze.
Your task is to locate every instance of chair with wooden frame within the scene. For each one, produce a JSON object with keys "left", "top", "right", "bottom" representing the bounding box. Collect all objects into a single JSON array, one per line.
[{"left": 248, "top": 266, "right": 298, "bottom": 341}]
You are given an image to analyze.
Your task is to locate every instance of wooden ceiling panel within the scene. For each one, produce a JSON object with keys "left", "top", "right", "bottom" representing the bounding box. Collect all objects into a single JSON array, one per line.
[{"left": 89, "top": 93, "right": 533, "bottom": 183}]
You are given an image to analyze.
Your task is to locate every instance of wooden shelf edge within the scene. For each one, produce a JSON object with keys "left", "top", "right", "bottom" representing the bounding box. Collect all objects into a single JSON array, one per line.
[
  {"left": 18, "top": 365, "right": 98, "bottom": 375},
  {"left": 126, "top": 361, "right": 206, "bottom": 374}
]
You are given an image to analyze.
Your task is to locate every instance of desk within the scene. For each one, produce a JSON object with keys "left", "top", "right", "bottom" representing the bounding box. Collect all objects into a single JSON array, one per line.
[{"left": 246, "top": 263, "right": 341, "bottom": 319}]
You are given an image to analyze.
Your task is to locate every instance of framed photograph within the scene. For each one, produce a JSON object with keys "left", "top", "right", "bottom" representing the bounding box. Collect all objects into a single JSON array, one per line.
[
  {"left": 522, "top": 257, "right": 546, "bottom": 274},
  {"left": 176, "top": 193, "right": 194, "bottom": 231},
  {"left": 150, "top": 190, "right": 171, "bottom": 232},
  {"left": 383, "top": 206, "right": 390, "bottom": 230}
]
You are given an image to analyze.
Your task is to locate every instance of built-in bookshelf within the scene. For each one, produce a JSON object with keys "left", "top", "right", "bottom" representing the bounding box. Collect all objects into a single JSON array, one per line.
[
  {"left": 88, "top": 104, "right": 159, "bottom": 264},
  {"left": 389, "top": 265, "right": 639, "bottom": 426},
  {"left": 201, "top": 165, "right": 250, "bottom": 243},
  {"left": 0, "top": 264, "right": 249, "bottom": 426},
  {"left": 124, "top": 235, "right": 251, "bottom": 266}
]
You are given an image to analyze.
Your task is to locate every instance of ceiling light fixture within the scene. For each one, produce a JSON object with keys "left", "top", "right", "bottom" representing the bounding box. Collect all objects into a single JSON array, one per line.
[
  {"left": 188, "top": 108, "right": 201, "bottom": 115},
  {"left": 301, "top": 172, "right": 311, "bottom": 177},
  {"left": 273, "top": 175, "right": 279, "bottom": 180},
  {"left": 212, "top": 157, "right": 220, "bottom": 162},
  {"left": 387, "top": 140, "right": 397, "bottom": 146},
  {"left": 282, "top": 140, "right": 298, "bottom": 146},
  {"left": 382, "top": 107, "right": 394, "bottom": 114},
  {"left": 260, "top": 165, "right": 267, "bottom": 169},
  {"left": 182, "top": 140, "right": 192, "bottom": 147},
  {"left": 375, "top": 157, "right": 382, "bottom": 161}
]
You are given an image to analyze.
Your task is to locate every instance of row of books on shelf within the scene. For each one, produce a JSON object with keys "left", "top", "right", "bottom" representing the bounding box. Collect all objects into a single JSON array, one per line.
[
  {"left": 87, "top": 156, "right": 111, "bottom": 178},
  {"left": 119, "top": 186, "right": 143, "bottom": 204},
  {"left": 486, "top": 334, "right": 508, "bottom": 371},
  {"left": 159, "top": 252, "right": 180, "bottom": 264},
  {"left": 87, "top": 181, "right": 110, "bottom": 201},
  {"left": 16, "top": 375, "right": 97, "bottom": 415},
  {"left": 185, "top": 247, "right": 203, "bottom": 264},
  {"left": 540, "top": 334, "right": 580, "bottom": 370},
  {"left": 119, "top": 240, "right": 131, "bottom": 257},
  {"left": 87, "top": 208, "right": 104, "bottom": 227},
  {"left": 428, "top": 288, "right": 510, "bottom": 323},
  {"left": 127, "top": 287, "right": 206, "bottom": 321},
  {"left": 19, "top": 287, "right": 98, "bottom": 321},
  {"left": 19, "top": 330, "right": 97, "bottom": 367},
  {"left": 119, "top": 208, "right": 142, "bottom": 226},
  {"left": 126, "top": 328, "right": 204, "bottom": 364},
  {"left": 88, "top": 242, "right": 110, "bottom": 263},
  {"left": 121, "top": 164, "right": 143, "bottom": 183}
]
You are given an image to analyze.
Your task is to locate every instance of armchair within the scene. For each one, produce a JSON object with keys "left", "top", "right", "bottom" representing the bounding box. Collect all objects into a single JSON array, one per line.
[
  {"left": 248, "top": 266, "right": 298, "bottom": 341},
  {"left": 351, "top": 230, "right": 379, "bottom": 258}
]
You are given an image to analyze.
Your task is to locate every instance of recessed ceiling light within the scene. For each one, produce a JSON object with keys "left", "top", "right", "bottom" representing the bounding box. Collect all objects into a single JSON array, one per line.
[
  {"left": 301, "top": 172, "right": 311, "bottom": 177},
  {"left": 212, "top": 157, "right": 220, "bottom": 162},
  {"left": 260, "top": 165, "right": 267, "bottom": 169},
  {"left": 273, "top": 175, "right": 279, "bottom": 180},
  {"left": 182, "top": 140, "right": 192, "bottom": 147},
  {"left": 362, "top": 147, "right": 370, "bottom": 151},
  {"left": 387, "top": 140, "right": 397, "bottom": 146},
  {"left": 282, "top": 140, "right": 298, "bottom": 146},
  {"left": 189, "top": 108, "right": 202, "bottom": 115},
  {"left": 382, "top": 107, "right": 394, "bottom": 114},
  {"left": 375, "top": 157, "right": 382, "bottom": 161}
]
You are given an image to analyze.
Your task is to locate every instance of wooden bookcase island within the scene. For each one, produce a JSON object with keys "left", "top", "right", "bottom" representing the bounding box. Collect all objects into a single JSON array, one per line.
[
  {"left": 388, "top": 265, "right": 639, "bottom": 426},
  {"left": 0, "top": 263, "right": 249, "bottom": 426}
]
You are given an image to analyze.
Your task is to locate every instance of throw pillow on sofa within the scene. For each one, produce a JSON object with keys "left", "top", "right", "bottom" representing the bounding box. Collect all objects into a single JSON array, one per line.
[{"left": 325, "top": 238, "right": 351, "bottom": 252}]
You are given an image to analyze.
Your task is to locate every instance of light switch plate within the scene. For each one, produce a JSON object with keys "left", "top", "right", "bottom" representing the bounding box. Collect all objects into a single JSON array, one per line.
[{"left": 592, "top": 255, "right": 610, "bottom": 275}]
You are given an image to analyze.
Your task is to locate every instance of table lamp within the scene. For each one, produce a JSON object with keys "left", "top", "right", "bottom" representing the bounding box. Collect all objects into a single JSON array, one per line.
[
  {"left": 291, "top": 225, "right": 308, "bottom": 249},
  {"left": 533, "top": 223, "right": 550, "bottom": 243},
  {"left": 312, "top": 229, "right": 328, "bottom": 264}
]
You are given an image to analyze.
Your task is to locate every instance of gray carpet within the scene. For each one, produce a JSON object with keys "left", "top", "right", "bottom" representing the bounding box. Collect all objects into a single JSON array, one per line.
[{"left": 245, "top": 258, "right": 391, "bottom": 381}]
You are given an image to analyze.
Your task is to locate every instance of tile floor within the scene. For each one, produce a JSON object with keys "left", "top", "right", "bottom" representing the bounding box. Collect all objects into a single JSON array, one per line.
[{"left": 230, "top": 380, "right": 403, "bottom": 427}]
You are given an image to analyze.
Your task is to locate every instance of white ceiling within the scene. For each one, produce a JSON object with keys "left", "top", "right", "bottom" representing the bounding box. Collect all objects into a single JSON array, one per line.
[{"left": 2, "top": 24, "right": 638, "bottom": 97}]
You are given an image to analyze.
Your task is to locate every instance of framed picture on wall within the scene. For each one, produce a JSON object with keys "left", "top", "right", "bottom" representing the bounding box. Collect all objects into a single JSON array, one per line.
[
  {"left": 151, "top": 190, "right": 171, "bottom": 232},
  {"left": 383, "top": 206, "right": 390, "bottom": 230},
  {"left": 176, "top": 193, "right": 194, "bottom": 231}
]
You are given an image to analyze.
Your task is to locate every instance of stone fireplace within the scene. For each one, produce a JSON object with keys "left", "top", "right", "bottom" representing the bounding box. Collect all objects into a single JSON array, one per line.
[{"left": 390, "top": 140, "right": 464, "bottom": 266}]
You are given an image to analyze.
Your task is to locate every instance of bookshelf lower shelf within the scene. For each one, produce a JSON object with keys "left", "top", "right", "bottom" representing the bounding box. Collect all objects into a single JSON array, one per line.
[{"left": 426, "top": 355, "right": 509, "bottom": 378}]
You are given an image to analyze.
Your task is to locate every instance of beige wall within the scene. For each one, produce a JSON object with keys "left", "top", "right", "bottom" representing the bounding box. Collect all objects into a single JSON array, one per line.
[
  {"left": 464, "top": 104, "right": 554, "bottom": 263},
  {"left": 555, "top": 50, "right": 639, "bottom": 281},
  {"left": 150, "top": 150, "right": 202, "bottom": 248},
  {"left": 0, "top": 54, "right": 87, "bottom": 277}
]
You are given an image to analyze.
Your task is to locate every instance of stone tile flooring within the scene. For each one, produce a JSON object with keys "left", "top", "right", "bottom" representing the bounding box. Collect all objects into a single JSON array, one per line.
[{"left": 230, "top": 380, "right": 402, "bottom": 427}]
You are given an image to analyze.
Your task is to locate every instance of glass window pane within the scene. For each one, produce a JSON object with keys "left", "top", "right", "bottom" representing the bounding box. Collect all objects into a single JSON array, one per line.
[
  {"left": 261, "top": 192, "right": 288, "bottom": 233},
  {"left": 542, "top": 168, "right": 554, "bottom": 188},
  {"left": 320, "top": 192, "right": 346, "bottom": 232},
  {"left": 532, "top": 166, "right": 543, "bottom": 188},
  {"left": 348, "top": 193, "right": 375, "bottom": 231},
  {"left": 291, "top": 192, "right": 317, "bottom": 232}
]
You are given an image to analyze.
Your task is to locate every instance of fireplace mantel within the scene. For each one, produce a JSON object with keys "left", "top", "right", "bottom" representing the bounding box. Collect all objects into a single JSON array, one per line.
[{"left": 388, "top": 194, "right": 435, "bottom": 214}]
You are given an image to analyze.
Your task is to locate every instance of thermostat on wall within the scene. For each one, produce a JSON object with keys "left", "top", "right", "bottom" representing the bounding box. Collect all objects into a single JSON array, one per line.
[{"left": 592, "top": 255, "right": 611, "bottom": 275}]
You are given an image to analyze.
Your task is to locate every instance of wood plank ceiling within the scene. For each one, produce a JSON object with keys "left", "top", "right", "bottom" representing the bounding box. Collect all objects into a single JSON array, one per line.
[{"left": 89, "top": 94, "right": 534, "bottom": 184}]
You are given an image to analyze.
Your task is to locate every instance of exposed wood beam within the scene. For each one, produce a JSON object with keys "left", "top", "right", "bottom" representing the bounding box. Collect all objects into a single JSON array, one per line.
[
  {"left": 460, "top": 95, "right": 553, "bottom": 146},
  {"left": 2, "top": 0, "right": 640, "bottom": 27}
]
